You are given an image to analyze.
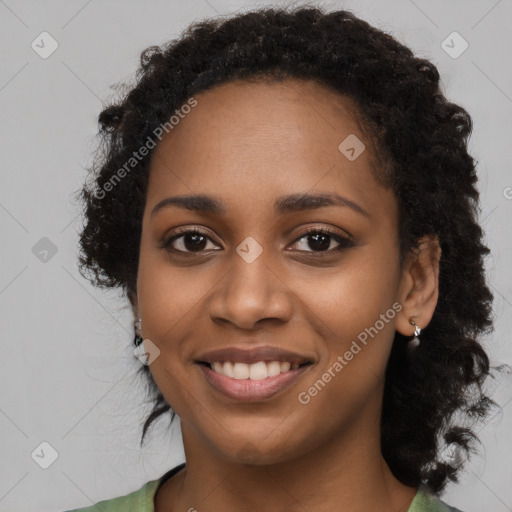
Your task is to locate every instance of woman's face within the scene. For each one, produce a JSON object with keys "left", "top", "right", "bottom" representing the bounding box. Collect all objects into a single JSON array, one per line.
[{"left": 136, "top": 78, "right": 411, "bottom": 464}]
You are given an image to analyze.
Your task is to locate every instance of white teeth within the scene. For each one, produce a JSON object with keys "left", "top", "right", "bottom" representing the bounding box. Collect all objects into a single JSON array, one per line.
[
  {"left": 267, "top": 361, "right": 281, "bottom": 377},
  {"left": 223, "top": 361, "right": 234, "bottom": 378},
  {"left": 249, "top": 361, "right": 268, "bottom": 380},
  {"left": 232, "top": 362, "right": 250, "bottom": 379},
  {"left": 209, "top": 360, "right": 304, "bottom": 379}
]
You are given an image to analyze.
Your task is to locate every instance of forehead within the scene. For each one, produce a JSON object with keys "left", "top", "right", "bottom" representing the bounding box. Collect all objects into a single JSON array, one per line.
[
  {"left": 146, "top": 78, "right": 392, "bottom": 219},
  {"left": 153, "top": 78, "right": 366, "bottom": 162}
]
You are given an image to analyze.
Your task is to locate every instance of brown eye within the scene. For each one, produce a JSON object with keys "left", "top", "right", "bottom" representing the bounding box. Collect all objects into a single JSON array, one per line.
[
  {"left": 163, "top": 229, "right": 221, "bottom": 254},
  {"left": 291, "top": 228, "right": 354, "bottom": 254}
]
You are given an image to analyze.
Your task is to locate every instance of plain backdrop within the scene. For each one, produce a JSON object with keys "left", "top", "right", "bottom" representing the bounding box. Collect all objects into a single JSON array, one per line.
[{"left": 0, "top": 0, "right": 511, "bottom": 511}]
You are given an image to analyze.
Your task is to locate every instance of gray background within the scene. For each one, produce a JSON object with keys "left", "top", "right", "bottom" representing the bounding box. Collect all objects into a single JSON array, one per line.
[{"left": 0, "top": 0, "right": 511, "bottom": 511}]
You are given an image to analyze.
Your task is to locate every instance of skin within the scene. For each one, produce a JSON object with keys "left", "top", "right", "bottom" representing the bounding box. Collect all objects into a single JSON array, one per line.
[{"left": 133, "top": 78, "right": 441, "bottom": 512}]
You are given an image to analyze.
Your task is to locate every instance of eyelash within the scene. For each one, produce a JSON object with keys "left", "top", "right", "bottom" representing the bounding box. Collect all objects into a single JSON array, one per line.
[{"left": 161, "top": 226, "right": 355, "bottom": 256}]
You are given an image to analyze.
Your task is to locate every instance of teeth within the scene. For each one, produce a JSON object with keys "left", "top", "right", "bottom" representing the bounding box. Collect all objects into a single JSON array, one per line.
[
  {"left": 267, "top": 361, "right": 281, "bottom": 377},
  {"left": 232, "top": 362, "right": 250, "bottom": 379},
  {"left": 223, "top": 361, "right": 234, "bottom": 378},
  {"left": 249, "top": 361, "right": 268, "bottom": 380},
  {"left": 209, "top": 360, "right": 303, "bottom": 379}
]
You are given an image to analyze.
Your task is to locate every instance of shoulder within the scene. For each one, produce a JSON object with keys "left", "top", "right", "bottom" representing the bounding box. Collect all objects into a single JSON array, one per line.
[
  {"left": 409, "top": 486, "right": 465, "bottom": 512},
  {"left": 63, "top": 478, "right": 160, "bottom": 512},
  {"left": 63, "top": 462, "right": 186, "bottom": 512}
]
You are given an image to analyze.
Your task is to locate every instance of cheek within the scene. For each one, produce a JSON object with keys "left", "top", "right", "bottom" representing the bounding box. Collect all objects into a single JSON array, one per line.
[
  {"left": 136, "top": 258, "right": 200, "bottom": 416},
  {"left": 297, "top": 242, "right": 401, "bottom": 392},
  {"left": 300, "top": 245, "right": 400, "bottom": 339},
  {"left": 136, "top": 244, "right": 221, "bottom": 415},
  {"left": 136, "top": 241, "right": 211, "bottom": 342}
]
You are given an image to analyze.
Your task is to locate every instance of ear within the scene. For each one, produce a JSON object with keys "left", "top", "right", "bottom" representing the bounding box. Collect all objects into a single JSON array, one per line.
[{"left": 395, "top": 234, "right": 442, "bottom": 336}]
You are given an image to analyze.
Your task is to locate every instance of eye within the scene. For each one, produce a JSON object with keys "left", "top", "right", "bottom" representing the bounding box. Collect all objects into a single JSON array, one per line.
[
  {"left": 162, "top": 228, "right": 221, "bottom": 254},
  {"left": 161, "top": 226, "right": 355, "bottom": 256},
  {"left": 290, "top": 227, "right": 354, "bottom": 254}
]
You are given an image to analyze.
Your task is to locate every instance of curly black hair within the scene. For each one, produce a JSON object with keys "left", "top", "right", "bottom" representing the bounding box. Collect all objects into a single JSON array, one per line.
[{"left": 78, "top": 4, "right": 500, "bottom": 495}]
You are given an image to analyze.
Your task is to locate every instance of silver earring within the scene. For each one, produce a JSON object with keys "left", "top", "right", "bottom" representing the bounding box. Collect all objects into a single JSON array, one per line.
[
  {"left": 134, "top": 317, "right": 143, "bottom": 347},
  {"left": 133, "top": 317, "right": 148, "bottom": 364},
  {"left": 408, "top": 319, "right": 421, "bottom": 350}
]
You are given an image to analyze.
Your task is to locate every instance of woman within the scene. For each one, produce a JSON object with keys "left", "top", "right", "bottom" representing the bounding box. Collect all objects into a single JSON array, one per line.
[{"left": 67, "top": 5, "right": 497, "bottom": 511}]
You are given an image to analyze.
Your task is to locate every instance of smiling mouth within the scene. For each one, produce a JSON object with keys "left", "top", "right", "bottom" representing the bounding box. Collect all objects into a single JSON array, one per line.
[
  {"left": 197, "top": 360, "right": 313, "bottom": 380},
  {"left": 197, "top": 360, "right": 314, "bottom": 402}
]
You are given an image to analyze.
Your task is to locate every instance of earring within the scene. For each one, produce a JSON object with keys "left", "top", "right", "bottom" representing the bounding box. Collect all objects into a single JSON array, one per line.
[
  {"left": 408, "top": 319, "right": 421, "bottom": 350},
  {"left": 133, "top": 317, "right": 148, "bottom": 364},
  {"left": 134, "top": 317, "right": 143, "bottom": 347}
]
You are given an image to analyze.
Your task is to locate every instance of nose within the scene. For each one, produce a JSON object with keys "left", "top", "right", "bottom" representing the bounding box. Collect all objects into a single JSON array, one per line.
[{"left": 208, "top": 251, "right": 293, "bottom": 331}]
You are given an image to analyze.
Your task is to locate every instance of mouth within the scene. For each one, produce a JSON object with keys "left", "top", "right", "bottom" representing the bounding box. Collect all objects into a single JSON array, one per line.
[
  {"left": 197, "top": 360, "right": 313, "bottom": 379},
  {"left": 194, "top": 345, "right": 315, "bottom": 401},
  {"left": 196, "top": 361, "right": 313, "bottom": 402}
]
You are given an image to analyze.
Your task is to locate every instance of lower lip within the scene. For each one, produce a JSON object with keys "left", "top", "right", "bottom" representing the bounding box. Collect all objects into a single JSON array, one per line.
[{"left": 197, "top": 363, "right": 312, "bottom": 402}]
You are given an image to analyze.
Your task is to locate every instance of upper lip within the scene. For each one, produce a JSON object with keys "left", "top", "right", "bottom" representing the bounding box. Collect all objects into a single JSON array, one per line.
[{"left": 196, "top": 345, "right": 314, "bottom": 366}]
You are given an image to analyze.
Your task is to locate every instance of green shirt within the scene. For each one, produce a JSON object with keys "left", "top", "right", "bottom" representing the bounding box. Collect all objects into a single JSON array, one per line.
[{"left": 64, "top": 463, "right": 463, "bottom": 512}]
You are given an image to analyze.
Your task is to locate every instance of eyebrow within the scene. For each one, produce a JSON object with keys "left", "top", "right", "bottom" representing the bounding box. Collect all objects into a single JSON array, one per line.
[{"left": 150, "top": 192, "right": 370, "bottom": 219}]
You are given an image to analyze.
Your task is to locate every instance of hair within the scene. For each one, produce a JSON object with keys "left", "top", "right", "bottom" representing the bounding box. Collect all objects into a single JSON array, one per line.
[{"left": 77, "top": 4, "right": 501, "bottom": 495}]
